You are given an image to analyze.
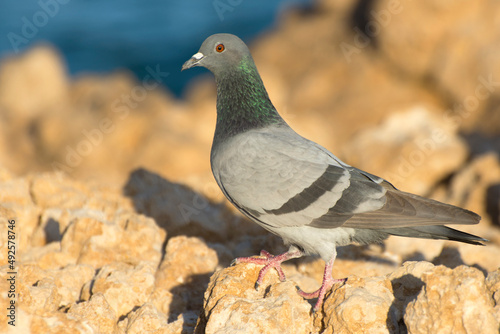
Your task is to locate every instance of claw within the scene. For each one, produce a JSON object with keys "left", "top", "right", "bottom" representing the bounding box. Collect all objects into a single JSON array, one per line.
[
  {"left": 259, "top": 250, "right": 273, "bottom": 257},
  {"left": 234, "top": 250, "right": 345, "bottom": 312},
  {"left": 296, "top": 257, "right": 346, "bottom": 312},
  {"left": 232, "top": 249, "right": 303, "bottom": 290}
]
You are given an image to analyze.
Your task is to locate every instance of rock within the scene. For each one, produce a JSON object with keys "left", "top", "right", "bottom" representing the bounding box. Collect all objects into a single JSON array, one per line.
[
  {"left": 446, "top": 153, "right": 500, "bottom": 227},
  {"left": 321, "top": 276, "right": 396, "bottom": 333},
  {"left": 384, "top": 236, "right": 446, "bottom": 264},
  {"left": 51, "top": 264, "right": 95, "bottom": 307},
  {"left": 196, "top": 260, "right": 500, "bottom": 333},
  {"left": 321, "top": 261, "right": 435, "bottom": 334},
  {"left": 0, "top": 165, "right": 13, "bottom": 182},
  {"left": 75, "top": 213, "right": 165, "bottom": 268},
  {"left": 0, "top": 46, "right": 68, "bottom": 117},
  {"left": 19, "top": 276, "right": 62, "bottom": 316},
  {"left": 67, "top": 293, "right": 117, "bottom": 334},
  {"left": 374, "top": 0, "right": 500, "bottom": 120},
  {"left": 60, "top": 217, "right": 111, "bottom": 265},
  {"left": 26, "top": 172, "right": 135, "bottom": 249},
  {"left": 29, "top": 313, "right": 89, "bottom": 334},
  {"left": 486, "top": 269, "right": 500, "bottom": 324},
  {"left": 118, "top": 303, "right": 168, "bottom": 334},
  {"left": 11, "top": 265, "right": 62, "bottom": 318},
  {"left": 154, "top": 236, "right": 219, "bottom": 315},
  {"left": 87, "top": 261, "right": 156, "bottom": 318},
  {"left": 0, "top": 176, "right": 33, "bottom": 206},
  {"left": 0, "top": 168, "right": 498, "bottom": 333},
  {"left": 16, "top": 172, "right": 165, "bottom": 270},
  {"left": 0, "top": 177, "right": 40, "bottom": 253},
  {"left": 124, "top": 168, "right": 231, "bottom": 241},
  {"left": 147, "top": 288, "right": 178, "bottom": 324},
  {"left": 0, "top": 46, "right": 70, "bottom": 177},
  {"left": 342, "top": 107, "right": 468, "bottom": 195},
  {"left": 388, "top": 261, "right": 435, "bottom": 319},
  {"left": 118, "top": 305, "right": 198, "bottom": 334},
  {"left": 30, "top": 172, "right": 91, "bottom": 210},
  {"left": 454, "top": 242, "right": 500, "bottom": 273},
  {"left": 196, "top": 263, "right": 314, "bottom": 334},
  {"left": 405, "top": 265, "right": 499, "bottom": 333}
]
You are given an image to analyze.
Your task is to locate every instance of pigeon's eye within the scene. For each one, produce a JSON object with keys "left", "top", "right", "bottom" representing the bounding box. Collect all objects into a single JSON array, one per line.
[{"left": 215, "top": 44, "right": 225, "bottom": 53}]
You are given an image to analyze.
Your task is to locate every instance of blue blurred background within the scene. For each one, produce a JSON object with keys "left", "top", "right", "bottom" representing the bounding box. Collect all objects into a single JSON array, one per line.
[{"left": 0, "top": 0, "right": 312, "bottom": 96}]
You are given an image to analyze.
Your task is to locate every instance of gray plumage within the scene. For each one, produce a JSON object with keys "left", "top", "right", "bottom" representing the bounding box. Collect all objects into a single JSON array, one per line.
[
  {"left": 210, "top": 125, "right": 483, "bottom": 258},
  {"left": 182, "top": 33, "right": 486, "bottom": 310}
]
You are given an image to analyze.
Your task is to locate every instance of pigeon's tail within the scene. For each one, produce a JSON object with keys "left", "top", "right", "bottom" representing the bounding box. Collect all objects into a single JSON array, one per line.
[{"left": 383, "top": 225, "right": 487, "bottom": 246}]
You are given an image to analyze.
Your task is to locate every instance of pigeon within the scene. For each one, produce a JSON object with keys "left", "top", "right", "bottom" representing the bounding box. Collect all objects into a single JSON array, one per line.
[{"left": 181, "top": 33, "right": 486, "bottom": 311}]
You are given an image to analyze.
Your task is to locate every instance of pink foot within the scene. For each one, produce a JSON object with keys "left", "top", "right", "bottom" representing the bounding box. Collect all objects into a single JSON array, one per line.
[
  {"left": 296, "top": 257, "right": 346, "bottom": 311},
  {"left": 233, "top": 249, "right": 303, "bottom": 289}
]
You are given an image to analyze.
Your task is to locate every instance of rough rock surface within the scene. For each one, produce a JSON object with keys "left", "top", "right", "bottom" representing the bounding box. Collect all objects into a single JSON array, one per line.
[
  {"left": 196, "top": 263, "right": 314, "bottom": 334},
  {"left": 405, "top": 265, "right": 498, "bottom": 334},
  {"left": 197, "top": 261, "right": 500, "bottom": 334},
  {"left": 1, "top": 169, "right": 497, "bottom": 333},
  {"left": 0, "top": 0, "right": 500, "bottom": 333}
]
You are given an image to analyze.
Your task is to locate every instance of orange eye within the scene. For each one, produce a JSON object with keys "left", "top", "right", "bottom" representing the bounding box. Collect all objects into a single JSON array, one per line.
[{"left": 216, "top": 44, "right": 225, "bottom": 52}]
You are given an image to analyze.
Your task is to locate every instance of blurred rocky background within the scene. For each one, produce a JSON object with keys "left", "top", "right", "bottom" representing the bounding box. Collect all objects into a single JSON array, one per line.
[{"left": 0, "top": 0, "right": 500, "bottom": 333}]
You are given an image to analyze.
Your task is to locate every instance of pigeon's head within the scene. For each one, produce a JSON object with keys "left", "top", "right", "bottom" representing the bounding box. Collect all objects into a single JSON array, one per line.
[{"left": 181, "top": 33, "right": 252, "bottom": 74}]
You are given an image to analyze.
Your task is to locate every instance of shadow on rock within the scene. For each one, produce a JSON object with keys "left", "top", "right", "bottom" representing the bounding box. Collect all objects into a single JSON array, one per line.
[
  {"left": 432, "top": 245, "right": 488, "bottom": 275},
  {"left": 388, "top": 274, "right": 425, "bottom": 333},
  {"left": 168, "top": 273, "right": 212, "bottom": 323},
  {"left": 123, "top": 168, "right": 233, "bottom": 243}
]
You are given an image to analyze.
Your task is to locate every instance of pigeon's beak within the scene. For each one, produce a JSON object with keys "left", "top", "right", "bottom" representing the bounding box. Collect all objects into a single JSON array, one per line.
[{"left": 181, "top": 52, "right": 204, "bottom": 71}]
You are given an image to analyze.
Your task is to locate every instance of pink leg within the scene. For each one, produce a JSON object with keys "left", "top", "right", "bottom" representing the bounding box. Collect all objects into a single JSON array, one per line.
[
  {"left": 233, "top": 248, "right": 303, "bottom": 289},
  {"left": 297, "top": 257, "right": 347, "bottom": 311}
]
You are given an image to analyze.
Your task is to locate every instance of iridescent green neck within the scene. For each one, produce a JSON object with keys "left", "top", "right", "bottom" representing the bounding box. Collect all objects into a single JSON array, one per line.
[{"left": 213, "top": 56, "right": 285, "bottom": 142}]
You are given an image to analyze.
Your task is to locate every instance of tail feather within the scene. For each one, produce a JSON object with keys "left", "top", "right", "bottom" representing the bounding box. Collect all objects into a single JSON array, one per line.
[{"left": 383, "top": 225, "right": 487, "bottom": 246}]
